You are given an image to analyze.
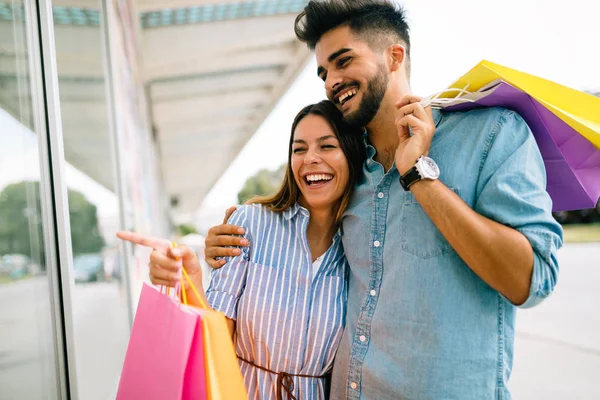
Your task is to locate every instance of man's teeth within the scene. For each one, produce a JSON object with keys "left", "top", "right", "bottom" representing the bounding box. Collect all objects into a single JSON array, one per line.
[
  {"left": 339, "top": 88, "right": 358, "bottom": 105},
  {"left": 306, "top": 174, "right": 333, "bottom": 183}
]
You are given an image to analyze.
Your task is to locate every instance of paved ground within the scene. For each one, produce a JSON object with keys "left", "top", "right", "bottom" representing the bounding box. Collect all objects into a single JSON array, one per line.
[
  {"left": 0, "top": 279, "right": 129, "bottom": 400},
  {"left": 0, "top": 243, "right": 598, "bottom": 399},
  {"left": 511, "top": 243, "right": 600, "bottom": 399}
]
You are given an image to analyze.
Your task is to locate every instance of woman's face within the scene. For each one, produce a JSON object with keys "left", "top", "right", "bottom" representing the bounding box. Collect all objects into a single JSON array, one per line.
[{"left": 291, "top": 114, "right": 350, "bottom": 212}]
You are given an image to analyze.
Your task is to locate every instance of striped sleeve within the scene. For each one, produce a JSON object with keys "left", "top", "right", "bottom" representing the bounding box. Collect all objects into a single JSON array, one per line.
[{"left": 206, "top": 206, "right": 252, "bottom": 320}]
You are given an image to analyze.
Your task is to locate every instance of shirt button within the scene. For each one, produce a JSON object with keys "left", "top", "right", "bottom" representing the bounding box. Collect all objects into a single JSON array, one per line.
[
  {"left": 377, "top": 192, "right": 384, "bottom": 199},
  {"left": 370, "top": 290, "right": 377, "bottom": 296},
  {"left": 350, "top": 382, "right": 358, "bottom": 389},
  {"left": 373, "top": 240, "right": 381, "bottom": 247},
  {"left": 359, "top": 335, "right": 367, "bottom": 342}
]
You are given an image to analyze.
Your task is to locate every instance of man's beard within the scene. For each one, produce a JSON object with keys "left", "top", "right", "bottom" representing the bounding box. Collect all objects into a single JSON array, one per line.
[{"left": 343, "top": 65, "right": 388, "bottom": 128}]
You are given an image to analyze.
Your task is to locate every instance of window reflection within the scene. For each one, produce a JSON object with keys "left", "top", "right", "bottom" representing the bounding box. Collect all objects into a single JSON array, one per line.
[
  {"left": 53, "top": 1, "right": 130, "bottom": 399},
  {"left": 0, "top": 1, "right": 59, "bottom": 398}
]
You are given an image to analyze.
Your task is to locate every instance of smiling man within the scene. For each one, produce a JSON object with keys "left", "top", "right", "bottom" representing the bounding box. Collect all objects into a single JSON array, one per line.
[{"left": 205, "top": 1, "right": 563, "bottom": 399}]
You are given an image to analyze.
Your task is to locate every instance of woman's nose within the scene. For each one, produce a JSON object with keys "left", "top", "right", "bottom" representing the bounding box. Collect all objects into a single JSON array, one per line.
[{"left": 304, "top": 148, "right": 322, "bottom": 164}]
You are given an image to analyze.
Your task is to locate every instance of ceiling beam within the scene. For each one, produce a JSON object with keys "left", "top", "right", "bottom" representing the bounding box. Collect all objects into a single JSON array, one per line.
[
  {"left": 144, "top": 44, "right": 293, "bottom": 82},
  {"left": 153, "top": 87, "right": 268, "bottom": 125},
  {"left": 150, "top": 67, "right": 279, "bottom": 100},
  {"left": 142, "top": 14, "right": 296, "bottom": 64},
  {"left": 136, "top": 0, "right": 257, "bottom": 13}
]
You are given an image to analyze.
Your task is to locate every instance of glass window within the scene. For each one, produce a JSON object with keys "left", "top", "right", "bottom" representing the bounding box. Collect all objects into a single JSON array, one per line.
[
  {"left": 52, "top": 2, "right": 130, "bottom": 398},
  {"left": 0, "top": 0, "right": 60, "bottom": 398}
]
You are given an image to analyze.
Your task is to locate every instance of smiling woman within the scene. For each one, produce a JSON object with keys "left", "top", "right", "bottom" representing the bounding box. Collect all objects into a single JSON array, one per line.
[
  {"left": 251, "top": 100, "right": 365, "bottom": 225},
  {"left": 117, "top": 100, "right": 366, "bottom": 399}
]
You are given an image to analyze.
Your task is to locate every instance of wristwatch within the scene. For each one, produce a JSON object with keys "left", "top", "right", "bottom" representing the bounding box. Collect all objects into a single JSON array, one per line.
[{"left": 400, "top": 156, "right": 440, "bottom": 191}]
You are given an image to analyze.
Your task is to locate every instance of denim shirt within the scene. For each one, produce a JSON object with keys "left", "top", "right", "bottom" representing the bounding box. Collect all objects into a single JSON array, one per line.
[{"left": 331, "top": 107, "right": 564, "bottom": 400}]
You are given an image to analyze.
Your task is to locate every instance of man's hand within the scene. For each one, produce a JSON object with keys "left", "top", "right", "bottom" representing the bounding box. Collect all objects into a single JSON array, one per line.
[
  {"left": 395, "top": 94, "right": 436, "bottom": 176},
  {"left": 116, "top": 231, "right": 201, "bottom": 287},
  {"left": 204, "top": 206, "right": 249, "bottom": 269}
]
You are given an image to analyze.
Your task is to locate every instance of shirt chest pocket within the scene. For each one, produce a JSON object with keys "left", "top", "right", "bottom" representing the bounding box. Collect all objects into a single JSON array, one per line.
[{"left": 399, "top": 187, "right": 460, "bottom": 259}]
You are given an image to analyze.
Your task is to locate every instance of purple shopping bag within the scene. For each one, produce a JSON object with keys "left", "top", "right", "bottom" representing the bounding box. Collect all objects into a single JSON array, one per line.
[
  {"left": 116, "top": 283, "right": 207, "bottom": 400},
  {"left": 444, "top": 81, "right": 600, "bottom": 211}
]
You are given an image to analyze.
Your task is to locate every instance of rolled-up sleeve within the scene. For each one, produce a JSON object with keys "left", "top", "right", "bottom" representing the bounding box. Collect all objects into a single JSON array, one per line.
[
  {"left": 206, "top": 207, "right": 252, "bottom": 320},
  {"left": 474, "top": 109, "right": 564, "bottom": 309}
]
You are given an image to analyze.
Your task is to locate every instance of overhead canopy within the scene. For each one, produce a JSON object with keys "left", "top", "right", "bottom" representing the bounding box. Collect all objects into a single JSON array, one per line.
[{"left": 0, "top": 0, "right": 311, "bottom": 217}]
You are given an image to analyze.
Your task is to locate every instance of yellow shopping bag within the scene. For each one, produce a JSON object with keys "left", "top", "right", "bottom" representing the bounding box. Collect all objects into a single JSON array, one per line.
[
  {"left": 180, "top": 267, "right": 248, "bottom": 400},
  {"left": 445, "top": 60, "right": 600, "bottom": 149}
]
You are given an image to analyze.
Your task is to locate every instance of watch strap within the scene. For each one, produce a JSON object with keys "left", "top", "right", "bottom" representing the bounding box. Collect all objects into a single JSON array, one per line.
[{"left": 400, "top": 166, "right": 421, "bottom": 191}]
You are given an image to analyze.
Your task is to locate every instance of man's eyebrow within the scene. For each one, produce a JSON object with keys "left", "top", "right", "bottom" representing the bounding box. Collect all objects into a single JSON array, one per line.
[
  {"left": 317, "top": 48, "right": 353, "bottom": 77},
  {"left": 328, "top": 48, "right": 352, "bottom": 63}
]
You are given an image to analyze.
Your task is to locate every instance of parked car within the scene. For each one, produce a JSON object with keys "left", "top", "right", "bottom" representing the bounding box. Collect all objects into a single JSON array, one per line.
[
  {"left": 0, "top": 254, "right": 31, "bottom": 280},
  {"left": 73, "top": 253, "right": 104, "bottom": 283}
]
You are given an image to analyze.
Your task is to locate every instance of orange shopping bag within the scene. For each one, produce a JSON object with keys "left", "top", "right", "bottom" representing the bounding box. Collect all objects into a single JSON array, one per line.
[{"left": 181, "top": 268, "right": 248, "bottom": 400}]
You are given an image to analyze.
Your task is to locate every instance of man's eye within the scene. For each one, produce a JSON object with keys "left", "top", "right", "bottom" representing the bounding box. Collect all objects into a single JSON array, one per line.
[
  {"left": 321, "top": 73, "right": 327, "bottom": 82},
  {"left": 338, "top": 57, "right": 351, "bottom": 67}
]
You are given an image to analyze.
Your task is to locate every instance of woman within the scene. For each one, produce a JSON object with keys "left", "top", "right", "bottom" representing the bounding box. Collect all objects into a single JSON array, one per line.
[{"left": 117, "top": 100, "right": 365, "bottom": 399}]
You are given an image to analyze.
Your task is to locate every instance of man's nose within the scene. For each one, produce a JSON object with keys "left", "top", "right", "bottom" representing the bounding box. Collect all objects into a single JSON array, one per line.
[{"left": 325, "top": 72, "right": 343, "bottom": 94}]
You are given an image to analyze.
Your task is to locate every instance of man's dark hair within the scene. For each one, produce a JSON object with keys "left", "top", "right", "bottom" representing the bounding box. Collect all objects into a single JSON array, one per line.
[{"left": 295, "top": 0, "right": 411, "bottom": 70}]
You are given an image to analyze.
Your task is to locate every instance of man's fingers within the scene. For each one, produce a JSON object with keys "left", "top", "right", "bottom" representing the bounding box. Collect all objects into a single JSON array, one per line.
[
  {"left": 116, "top": 231, "right": 170, "bottom": 251},
  {"left": 395, "top": 114, "right": 423, "bottom": 130},
  {"left": 397, "top": 102, "right": 428, "bottom": 121},
  {"left": 206, "top": 257, "right": 227, "bottom": 269},
  {"left": 222, "top": 206, "right": 237, "bottom": 224},
  {"left": 395, "top": 94, "right": 423, "bottom": 109},
  {"left": 205, "top": 234, "right": 248, "bottom": 248},
  {"left": 207, "top": 224, "right": 245, "bottom": 237},
  {"left": 205, "top": 246, "right": 242, "bottom": 258}
]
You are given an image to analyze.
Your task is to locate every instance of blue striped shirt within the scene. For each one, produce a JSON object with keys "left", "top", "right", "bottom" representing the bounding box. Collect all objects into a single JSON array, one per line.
[{"left": 206, "top": 203, "right": 348, "bottom": 399}]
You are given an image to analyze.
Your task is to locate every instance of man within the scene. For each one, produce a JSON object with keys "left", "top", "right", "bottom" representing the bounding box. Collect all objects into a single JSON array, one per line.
[{"left": 205, "top": 1, "right": 563, "bottom": 398}]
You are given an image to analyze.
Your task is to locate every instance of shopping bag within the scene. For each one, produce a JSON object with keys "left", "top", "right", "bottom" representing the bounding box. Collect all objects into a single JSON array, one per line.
[
  {"left": 116, "top": 283, "right": 207, "bottom": 400},
  {"left": 443, "top": 60, "right": 600, "bottom": 149},
  {"left": 180, "top": 269, "right": 248, "bottom": 400},
  {"left": 433, "top": 79, "right": 600, "bottom": 211}
]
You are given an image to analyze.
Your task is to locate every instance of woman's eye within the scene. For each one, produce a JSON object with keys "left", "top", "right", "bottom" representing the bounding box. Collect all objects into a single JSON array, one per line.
[
  {"left": 322, "top": 144, "right": 336, "bottom": 150},
  {"left": 293, "top": 148, "right": 306, "bottom": 154}
]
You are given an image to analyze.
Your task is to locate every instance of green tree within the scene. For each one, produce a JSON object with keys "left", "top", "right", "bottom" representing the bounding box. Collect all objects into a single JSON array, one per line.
[
  {"left": 68, "top": 189, "right": 105, "bottom": 254},
  {"left": 237, "top": 164, "right": 286, "bottom": 204},
  {"left": 0, "top": 181, "right": 105, "bottom": 260},
  {"left": 177, "top": 223, "right": 198, "bottom": 236}
]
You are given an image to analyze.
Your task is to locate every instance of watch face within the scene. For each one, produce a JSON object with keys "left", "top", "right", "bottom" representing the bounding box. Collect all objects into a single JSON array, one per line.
[{"left": 420, "top": 157, "right": 440, "bottom": 178}]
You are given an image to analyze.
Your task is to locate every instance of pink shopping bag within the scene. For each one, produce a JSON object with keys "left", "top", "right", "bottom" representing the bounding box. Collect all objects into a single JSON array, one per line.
[{"left": 116, "top": 283, "right": 207, "bottom": 400}]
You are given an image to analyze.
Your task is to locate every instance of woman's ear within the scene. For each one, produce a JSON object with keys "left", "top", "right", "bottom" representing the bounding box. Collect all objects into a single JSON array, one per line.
[{"left": 388, "top": 44, "right": 406, "bottom": 72}]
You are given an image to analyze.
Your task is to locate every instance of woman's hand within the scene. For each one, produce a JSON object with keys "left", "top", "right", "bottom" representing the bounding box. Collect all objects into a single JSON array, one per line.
[{"left": 116, "top": 231, "right": 202, "bottom": 288}]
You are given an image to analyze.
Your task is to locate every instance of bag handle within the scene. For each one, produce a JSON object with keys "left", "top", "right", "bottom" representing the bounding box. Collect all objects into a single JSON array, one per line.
[{"left": 172, "top": 242, "right": 208, "bottom": 310}]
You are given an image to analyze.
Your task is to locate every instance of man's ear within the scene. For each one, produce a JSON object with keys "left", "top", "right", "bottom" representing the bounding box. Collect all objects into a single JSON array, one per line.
[{"left": 388, "top": 44, "right": 406, "bottom": 72}]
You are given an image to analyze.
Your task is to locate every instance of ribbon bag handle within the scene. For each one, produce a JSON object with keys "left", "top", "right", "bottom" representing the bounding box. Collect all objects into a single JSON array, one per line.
[{"left": 172, "top": 242, "right": 208, "bottom": 310}]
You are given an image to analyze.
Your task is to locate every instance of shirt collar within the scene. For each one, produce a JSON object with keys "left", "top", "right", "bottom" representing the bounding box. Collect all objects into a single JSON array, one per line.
[
  {"left": 283, "top": 202, "right": 308, "bottom": 220},
  {"left": 283, "top": 203, "right": 343, "bottom": 239}
]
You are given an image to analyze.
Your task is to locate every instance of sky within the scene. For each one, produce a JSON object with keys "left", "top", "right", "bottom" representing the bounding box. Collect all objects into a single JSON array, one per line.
[{"left": 195, "top": 0, "right": 600, "bottom": 230}]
